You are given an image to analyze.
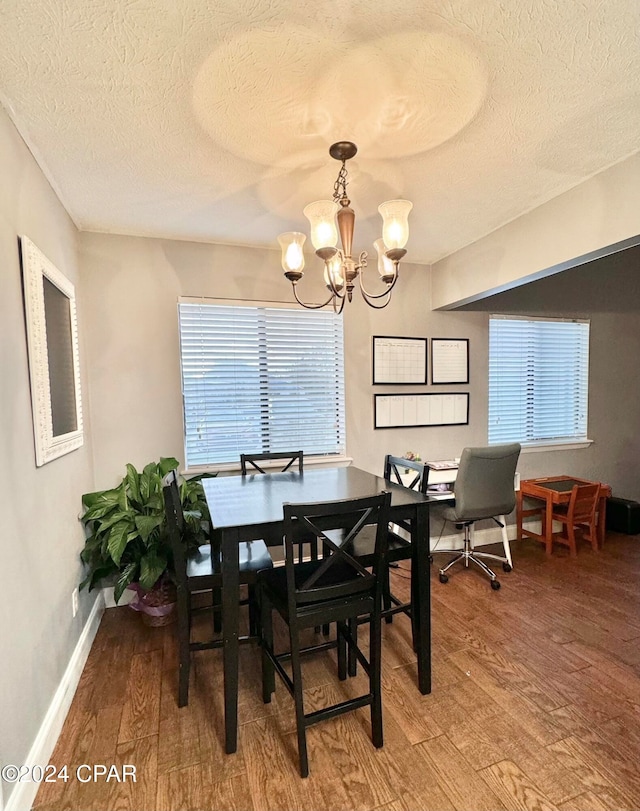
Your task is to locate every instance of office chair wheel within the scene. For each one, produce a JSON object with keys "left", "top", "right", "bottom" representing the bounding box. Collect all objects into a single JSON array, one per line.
[
  {"left": 490, "top": 579, "right": 501, "bottom": 590},
  {"left": 502, "top": 563, "right": 512, "bottom": 573},
  {"left": 439, "top": 573, "right": 448, "bottom": 584}
]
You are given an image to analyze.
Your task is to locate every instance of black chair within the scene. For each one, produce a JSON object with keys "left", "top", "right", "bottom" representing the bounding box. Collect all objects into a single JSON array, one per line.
[
  {"left": 324, "top": 455, "right": 428, "bottom": 674},
  {"left": 241, "top": 451, "right": 315, "bottom": 563},
  {"left": 162, "top": 470, "right": 273, "bottom": 707},
  {"left": 432, "top": 443, "right": 521, "bottom": 590},
  {"left": 240, "top": 450, "right": 304, "bottom": 475},
  {"left": 332, "top": 454, "right": 428, "bottom": 619},
  {"left": 259, "top": 492, "right": 392, "bottom": 777},
  {"left": 370, "top": 455, "right": 429, "bottom": 623}
]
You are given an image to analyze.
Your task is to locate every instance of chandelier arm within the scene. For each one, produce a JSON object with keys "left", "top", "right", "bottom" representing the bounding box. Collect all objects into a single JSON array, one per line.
[
  {"left": 323, "top": 251, "right": 347, "bottom": 299},
  {"left": 359, "top": 289, "right": 394, "bottom": 309},
  {"left": 358, "top": 264, "right": 400, "bottom": 299},
  {"left": 326, "top": 273, "right": 346, "bottom": 300},
  {"left": 291, "top": 284, "right": 337, "bottom": 310},
  {"left": 328, "top": 279, "right": 346, "bottom": 299}
]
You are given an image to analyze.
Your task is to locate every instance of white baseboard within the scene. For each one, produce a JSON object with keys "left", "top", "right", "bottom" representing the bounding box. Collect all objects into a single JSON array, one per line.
[{"left": 5, "top": 594, "right": 104, "bottom": 811}]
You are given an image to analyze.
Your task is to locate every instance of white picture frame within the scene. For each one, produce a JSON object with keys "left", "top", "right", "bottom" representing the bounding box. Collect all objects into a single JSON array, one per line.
[{"left": 20, "top": 236, "right": 84, "bottom": 466}]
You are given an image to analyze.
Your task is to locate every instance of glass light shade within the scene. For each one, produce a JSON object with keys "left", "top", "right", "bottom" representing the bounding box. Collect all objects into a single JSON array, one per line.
[
  {"left": 324, "top": 256, "right": 344, "bottom": 290},
  {"left": 378, "top": 199, "right": 413, "bottom": 250},
  {"left": 278, "top": 232, "right": 306, "bottom": 273},
  {"left": 303, "top": 200, "right": 339, "bottom": 250},
  {"left": 374, "top": 239, "right": 396, "bottom": 278}
]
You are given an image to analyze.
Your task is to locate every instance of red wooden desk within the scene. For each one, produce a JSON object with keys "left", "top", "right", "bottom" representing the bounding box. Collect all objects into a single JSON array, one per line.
[{"left": 517, "top": 475, "right": 611, "bottom": 552}]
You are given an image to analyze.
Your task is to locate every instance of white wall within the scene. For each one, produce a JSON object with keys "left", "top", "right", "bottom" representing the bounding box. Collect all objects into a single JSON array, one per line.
[
  {"left": 80, "top": 227, "right": 640, "bottom": 513},
  {"left": 431, "top": 152, "right": 640, "bottom": 309},
  {"left": 341, "top": 278, "right": 489, "bottom": 475},
  {"left": 0, "top": 107, "right": 96, "bottom": 808},
  {"left": 78, "top": 232, "right": 490, "bottom": 486},
  {"left": 78, "top": 227, "right": 640, "bottom": 586}
]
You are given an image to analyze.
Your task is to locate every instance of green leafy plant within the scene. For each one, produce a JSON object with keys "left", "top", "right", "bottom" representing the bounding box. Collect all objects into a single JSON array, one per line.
[{"left": 79, "top": 457, "right": 211, "bottom": 604}]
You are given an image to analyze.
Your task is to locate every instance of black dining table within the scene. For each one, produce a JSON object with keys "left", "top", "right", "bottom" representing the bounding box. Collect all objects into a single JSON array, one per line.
[{"left": 201, "top": 464, "right": 434, "bottom": 754}]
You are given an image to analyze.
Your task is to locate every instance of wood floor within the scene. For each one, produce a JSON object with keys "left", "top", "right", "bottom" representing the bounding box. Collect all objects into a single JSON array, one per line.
[{"left": 34, "top": 533, "right": 640, "bottom": 811}]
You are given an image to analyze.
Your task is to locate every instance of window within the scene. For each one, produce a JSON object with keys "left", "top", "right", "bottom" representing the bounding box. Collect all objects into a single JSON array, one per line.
[
  {"left": 178, "top": 301, "right": 346, "bottom": 466},
  {"left": 488, "top": 315, "right": 589, "bottom": 446}
]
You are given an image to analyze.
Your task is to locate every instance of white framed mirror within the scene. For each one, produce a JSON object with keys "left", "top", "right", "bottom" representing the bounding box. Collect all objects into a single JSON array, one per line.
[{"left": 20, "top": 236, "right": 84, "bottom": 466}]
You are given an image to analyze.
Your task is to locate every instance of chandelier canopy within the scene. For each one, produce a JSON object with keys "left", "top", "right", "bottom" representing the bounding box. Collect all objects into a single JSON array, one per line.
[{"left": 278, "top": 141, "right": 412, "bottom": 312}]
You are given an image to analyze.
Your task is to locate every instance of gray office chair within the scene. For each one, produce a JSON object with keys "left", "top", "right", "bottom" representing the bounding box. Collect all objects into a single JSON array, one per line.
[{"left": 433, "top": 443, "right": 521, "bottom": 590}]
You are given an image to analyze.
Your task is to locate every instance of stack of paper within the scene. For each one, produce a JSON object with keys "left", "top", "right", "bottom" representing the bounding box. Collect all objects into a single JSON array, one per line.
[{"left": 426, "top": 459, "right": 459, "bottom": 470}]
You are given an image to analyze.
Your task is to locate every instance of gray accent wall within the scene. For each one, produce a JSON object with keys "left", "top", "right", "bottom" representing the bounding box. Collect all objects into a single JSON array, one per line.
[
  {"left": 0, "top": 107, "right": 96, "bottom": 807},
  {"left": 460, "top": 249, "right": 640, "bottom": 499}
]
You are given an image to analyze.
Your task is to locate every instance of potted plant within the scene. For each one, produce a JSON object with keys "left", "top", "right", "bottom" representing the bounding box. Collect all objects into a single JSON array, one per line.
[
  {"left": 79, "top": 457, "right": 211, "bottom": 623},
  {"left": 402, "top": 451, "right": 422, "bottom": 474}
]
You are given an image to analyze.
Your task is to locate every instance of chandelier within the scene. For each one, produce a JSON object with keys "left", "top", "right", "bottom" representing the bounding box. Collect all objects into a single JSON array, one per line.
[{"left": 278, "top": 141, "right": 412, "bottom": 312}]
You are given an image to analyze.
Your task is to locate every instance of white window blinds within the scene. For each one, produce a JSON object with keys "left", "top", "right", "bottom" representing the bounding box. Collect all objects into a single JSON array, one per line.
[
  {"left": 488, "top": 316, "right": 589, "bottom": 446},
  {"left": 179, "top": 302, "right": 346, "bottom": 466}
]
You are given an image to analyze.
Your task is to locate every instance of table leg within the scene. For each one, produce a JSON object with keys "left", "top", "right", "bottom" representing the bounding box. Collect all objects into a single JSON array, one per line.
[
  {"left": 516, "top": 489, "right": 523, "bottom": 541},
  {"left": 544, "top": 494, "right": 554, "bottom": 554},
  {"left": 412, "top": 502, "right": 431, "bottom": 695},
  {"left": 221, "top": 527, "right": 240, "bottom": 754},
  {"left": 597, "top": 494, "right": 607, "bottom": 547}
]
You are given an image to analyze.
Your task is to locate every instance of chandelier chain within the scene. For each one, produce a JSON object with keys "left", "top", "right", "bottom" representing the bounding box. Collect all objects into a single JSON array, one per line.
[{"left": 332, "top": 161, "right": 349, "bottom": 203}]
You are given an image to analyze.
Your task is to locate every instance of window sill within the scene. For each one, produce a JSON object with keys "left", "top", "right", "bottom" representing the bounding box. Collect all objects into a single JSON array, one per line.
[
  {"left": 520, "top": 439, "right": 593, "bottom": 453},
  {"left": 184, "top": 455, "right": 353, "bottom": 476}
]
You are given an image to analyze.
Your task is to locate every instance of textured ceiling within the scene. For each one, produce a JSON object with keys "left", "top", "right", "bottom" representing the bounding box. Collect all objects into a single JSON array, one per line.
[{"left": 1, "top": 0, "right": 639, "bottom": 264}]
